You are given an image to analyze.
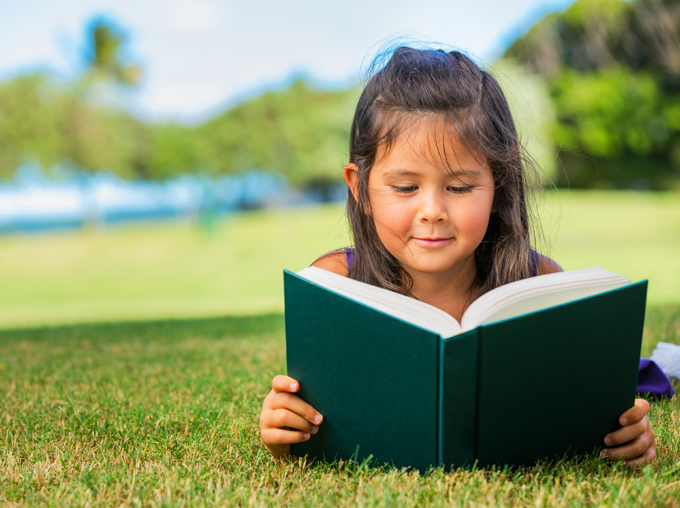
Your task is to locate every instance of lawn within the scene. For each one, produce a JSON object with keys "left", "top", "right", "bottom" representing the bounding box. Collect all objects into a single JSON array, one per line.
[
  {"left": 1, "top": 310, "right": 679, "bottom": 506},
  {"left": 0, "top": 191, "right": 679, "bottom": 505},
  {"left": 0, "top": 190, "right": 678, "bottom": 329}
]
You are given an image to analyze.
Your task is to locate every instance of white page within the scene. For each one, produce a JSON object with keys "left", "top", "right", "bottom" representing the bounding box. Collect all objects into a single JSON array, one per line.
[
  {"left": 294, "top": 266, "right": 631, "bottom": 339},
  {"left": 460, "top": 268, "right": 630, "bottom": 331},
  {"left": 295, "top": 267, "right": 461, "bottom": 337}
]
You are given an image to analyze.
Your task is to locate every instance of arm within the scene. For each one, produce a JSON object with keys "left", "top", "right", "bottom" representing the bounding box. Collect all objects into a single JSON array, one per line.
[{"left": 538, "top": 254, "right": 656, "bottom": 465}]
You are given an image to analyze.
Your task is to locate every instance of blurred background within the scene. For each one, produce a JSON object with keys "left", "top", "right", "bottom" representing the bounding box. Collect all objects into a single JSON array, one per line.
[{"left": 0, "top": 0, "right": 678, "bottom": 329}]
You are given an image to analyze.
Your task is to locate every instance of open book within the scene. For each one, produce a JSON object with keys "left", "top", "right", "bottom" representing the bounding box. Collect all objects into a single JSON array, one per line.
[
  {"left": 295, "top": 266, "right": 631, "bottom": 337},
  {"left": 284, "top": 267, "right": 647, "bottom": 471}
]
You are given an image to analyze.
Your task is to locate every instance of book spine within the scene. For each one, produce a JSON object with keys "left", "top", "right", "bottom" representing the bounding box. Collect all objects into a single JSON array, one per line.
[{"left": 439, "top": 329, "right": 479, "bottom": 469}]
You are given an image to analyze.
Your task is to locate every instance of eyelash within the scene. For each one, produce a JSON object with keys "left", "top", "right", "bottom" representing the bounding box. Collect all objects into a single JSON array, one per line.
[
  {"left": 391, "top": 186, "right": 417, "bottom": 194},
  {"left": 391, "top": 186, "right": 472, "bottom": 194}
]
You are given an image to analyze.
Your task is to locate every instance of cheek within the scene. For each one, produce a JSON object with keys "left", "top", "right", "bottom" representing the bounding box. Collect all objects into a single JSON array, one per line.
[
  {"left": 455, "top": 197, "right": 494, "bottom": 239},
  {"left": 371, "top": 199, "right": 416, "bottom": 240}
]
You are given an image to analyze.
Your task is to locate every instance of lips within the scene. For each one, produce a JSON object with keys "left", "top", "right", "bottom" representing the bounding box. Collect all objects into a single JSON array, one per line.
[{"left": 412, "top": 237, "right": 453, "bottom": 248}]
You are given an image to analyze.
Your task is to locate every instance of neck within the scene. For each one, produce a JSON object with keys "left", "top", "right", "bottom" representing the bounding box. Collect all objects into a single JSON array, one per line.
[{"left": 405, "top": 257, "right": 478, "bottom": 323}]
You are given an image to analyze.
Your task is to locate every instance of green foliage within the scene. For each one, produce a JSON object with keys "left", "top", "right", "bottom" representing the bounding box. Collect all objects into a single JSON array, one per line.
[
  {"left": 0, "top": 71, "right": 357, "bottom": 188},
  {"left": 0, "top": 312, "right": 678, "bottom": 506},
  {"left": 0, "top": 18, "right": 148, "bottom": 180},
  {"left": 0, "top": 73, "right": 149, "bottom": 179},
  {"left": 85, "top": 20, "right": 142, "bottom": 86},
  {"left": 491, "top": 61, "right": 558, "bottom": 182},
  {"left": 0, "top": 74, "right": 64, "bottom": 177},
  {"left": 505, "top": 0, "right": 680, "bottom": 189},
  {"left": 196, "top": 80, "right": 359, "bottom": 188},
  {"left": 3, "top": 5, "right": 680, "bottom": 189},
  {"left": 145, "top": 123, "right": 201, "bottom": 179}
]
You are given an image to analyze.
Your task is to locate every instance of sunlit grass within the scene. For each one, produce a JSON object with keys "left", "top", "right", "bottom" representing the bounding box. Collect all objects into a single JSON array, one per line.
[
  {"left": 0, "top": 190, "right": 678, "bottom": 329},
  {"left": 542, "top": 190, "right": 680, "bottom": 304},
  {"left": 0, "top": 205, "right": 350, "bottom": 329},
  {"left": 1, "top": 310, "right": 679, "bottom": 506}
]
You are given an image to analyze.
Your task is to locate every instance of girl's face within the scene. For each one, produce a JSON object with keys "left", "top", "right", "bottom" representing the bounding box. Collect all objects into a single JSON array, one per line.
[{"left": 347, "top": 123, "right": 495, "bottom": 281}]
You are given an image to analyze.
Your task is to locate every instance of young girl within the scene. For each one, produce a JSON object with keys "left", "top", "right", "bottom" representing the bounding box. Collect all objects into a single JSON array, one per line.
[{"left": 260, "top": 47, "right": 656, "bottom": 466}]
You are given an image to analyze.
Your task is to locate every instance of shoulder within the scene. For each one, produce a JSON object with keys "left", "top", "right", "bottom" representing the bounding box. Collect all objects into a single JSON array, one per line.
[
  {"left": 311, "top": 250, "right": 349, "bottom": 276},
  {"left": 536, "top": 254, "right": 563, "bottom": 275}
]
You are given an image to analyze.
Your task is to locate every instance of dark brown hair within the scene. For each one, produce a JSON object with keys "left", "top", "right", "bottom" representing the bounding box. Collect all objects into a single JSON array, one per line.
[{"left": 346, "top": 46, "right": 540, "bottom": 299}]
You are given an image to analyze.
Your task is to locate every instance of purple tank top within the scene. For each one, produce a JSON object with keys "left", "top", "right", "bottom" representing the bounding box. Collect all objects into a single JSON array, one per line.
[{"left": 344, "top": 248, "right": 540, "bottom": 277}]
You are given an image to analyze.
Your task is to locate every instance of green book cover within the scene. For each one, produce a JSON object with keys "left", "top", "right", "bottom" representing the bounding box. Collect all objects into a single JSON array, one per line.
[{"left": 284, "top": 270, "right": 647, "bottom": 471}]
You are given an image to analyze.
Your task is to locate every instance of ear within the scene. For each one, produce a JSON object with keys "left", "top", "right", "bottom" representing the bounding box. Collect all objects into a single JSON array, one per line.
[{"left": 344, "top": 163, "right": 360, "bottom": 202}]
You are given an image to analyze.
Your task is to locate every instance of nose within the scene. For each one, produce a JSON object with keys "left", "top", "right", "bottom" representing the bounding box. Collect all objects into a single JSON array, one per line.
[{"left": 417, "top": 191, "right": 448, "bottom": 223}]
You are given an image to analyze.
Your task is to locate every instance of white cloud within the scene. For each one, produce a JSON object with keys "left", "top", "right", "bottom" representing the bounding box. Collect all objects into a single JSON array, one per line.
[{"left": 163, "top": 0, "right": 223, "bottom": 33}]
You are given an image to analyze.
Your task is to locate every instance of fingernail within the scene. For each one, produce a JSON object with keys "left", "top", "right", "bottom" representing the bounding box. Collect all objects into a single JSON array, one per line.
[
  {"left": 600, "top": 450, "right": 608, "bottom": 458},
  {"left": 620, "top": 417, "right": 628, "bottom": 425},
  {"left": 312, "top": 425, "right": 319, "bottom": 433},
  {"left": 303, "top": 433, "right": 310, "bottom": 440},
  {"left": 290, "top": 383, "right": 298, "bottom": 391},
  {"left": 604, "top": 437, "right": 612, "bottom": 446},
  {"left": 314, "top": 414, "right": 323, "bottom": 424}
]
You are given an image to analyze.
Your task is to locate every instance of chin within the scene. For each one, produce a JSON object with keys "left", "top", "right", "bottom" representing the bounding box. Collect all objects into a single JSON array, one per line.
[{"left": 405, "top": 254, "right": 475, "bottom": 275}]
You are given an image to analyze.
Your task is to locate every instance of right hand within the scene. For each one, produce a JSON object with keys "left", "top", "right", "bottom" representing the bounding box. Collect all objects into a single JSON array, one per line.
[{"left": 259, "top": 375, "right": 324, "bottom": 457}]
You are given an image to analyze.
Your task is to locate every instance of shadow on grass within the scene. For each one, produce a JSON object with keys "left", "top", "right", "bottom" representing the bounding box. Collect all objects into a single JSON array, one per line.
[{"left": 0, "top": 312, "right": 285, "bottom": 344}]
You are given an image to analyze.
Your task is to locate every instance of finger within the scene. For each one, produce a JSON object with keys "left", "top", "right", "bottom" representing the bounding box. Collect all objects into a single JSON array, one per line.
[
  {"left": 625, "top": 445, "right": 656, "bottom": 467},
  {"left": 261, "top": 427, "right": 312, "bottom": 447},
  {"left": 619, "top": 398, "right": 650, "bottom": 426},
  {"left": 270, "top": 391, "right": 324, "bottom": 425},
  {"left": 601, "top": 430, "right": 653, "bottom": 461},
  {"left": 262, "top": 408, "right": 320, "bottom": 434},
  {"left": 604, "top": 416, "right": 648, "bottom": 447},
  {"left": 272, "top": 375, "right": 300, "bottom": 393}
]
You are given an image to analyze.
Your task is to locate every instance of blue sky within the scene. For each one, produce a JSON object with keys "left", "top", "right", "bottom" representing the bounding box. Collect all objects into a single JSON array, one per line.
[{"left": 0, "top": 0, "right": 575, "bottom": 122}]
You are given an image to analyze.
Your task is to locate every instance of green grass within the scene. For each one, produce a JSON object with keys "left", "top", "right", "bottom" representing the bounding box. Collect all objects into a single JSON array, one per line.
[
  {"left": 1, "top": 310, "right": 679, "bottom": 506},
  {"left": 0, "top": 190, "right": 678, "bottom": 329},
  {"left": 541, "top": 191, "right": 680, "bottom": 305},
  {"left": 0, "top": 205, "right": 350, "bottom": 329}
]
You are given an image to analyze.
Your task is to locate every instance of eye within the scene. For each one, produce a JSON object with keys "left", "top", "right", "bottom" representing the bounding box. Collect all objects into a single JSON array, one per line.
[
  {"left": 391, "top": 185, "right": 417, "bottom": 194},
  {"left": 448, "top": 186, "right": 472, "bottom": 194}
]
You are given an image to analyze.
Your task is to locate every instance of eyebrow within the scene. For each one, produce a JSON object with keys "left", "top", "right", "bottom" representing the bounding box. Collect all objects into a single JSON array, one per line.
[{"left": 383, "top": 168, "right": 484, "bottom": 178}]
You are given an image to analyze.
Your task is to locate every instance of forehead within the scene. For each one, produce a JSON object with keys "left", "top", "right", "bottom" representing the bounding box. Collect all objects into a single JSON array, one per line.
[{"left": 374, "top": 119, "right": 489, "bottom": 175}]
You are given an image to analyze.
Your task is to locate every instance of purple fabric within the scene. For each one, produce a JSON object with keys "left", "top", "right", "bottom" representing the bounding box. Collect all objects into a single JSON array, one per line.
[
  {"left": 345, "top": 248, "right": 354, "bottom": 270},
  {"left": 638, "top": 359, "right": 675, "bottom": 399},
  {"left": 530, "top": 249, "right": 539, "bottom": 278}
]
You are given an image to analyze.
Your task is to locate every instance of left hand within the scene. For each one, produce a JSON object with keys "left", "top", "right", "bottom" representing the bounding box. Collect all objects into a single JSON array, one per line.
[{"left": 601, "top": 398, "right": 656, "bottom": 466}]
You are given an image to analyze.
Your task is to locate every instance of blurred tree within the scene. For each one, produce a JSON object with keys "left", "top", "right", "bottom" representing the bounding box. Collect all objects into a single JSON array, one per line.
[
  {"left": 82, "top": 18, "right": 142, "bottom": 90},
  {"left": 72, "top": 18, "right": 148, "bottom": 179},
  {"left": 193, "top": 80, "right": 359, "bottom": 199},
  {"left": 0, "top": 18, "right": 149, "bottom": 182},
  {"left": 145, "top": 123, "right": 201, "bottom": 180},
  {"left": 505, "top": 0, "right": 680, "bottom": 189},
  {"left": 58, "top": 94, "right": 149, "bottom": 179},
  {"left": 491, "top": 61, "right": 558, "bottom": 184},
  {"left": 0, "top": 74, "right": 64, "bottom": 178}
]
